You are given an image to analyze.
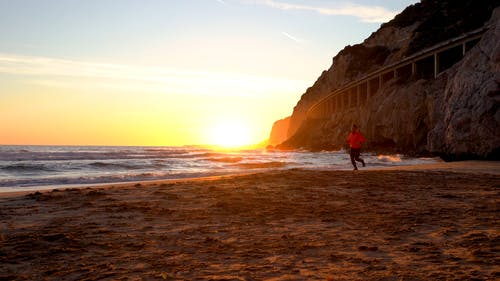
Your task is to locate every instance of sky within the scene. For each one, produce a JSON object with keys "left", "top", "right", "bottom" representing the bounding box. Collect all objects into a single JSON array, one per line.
[{"left": 0, "top": 0, "right": 417, "bottom": 147}]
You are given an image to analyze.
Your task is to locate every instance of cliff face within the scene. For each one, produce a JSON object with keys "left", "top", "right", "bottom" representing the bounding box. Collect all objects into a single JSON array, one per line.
[
  {"left": 270, "top": 0, "right": 499, "bottom": 160},
  {"left": 427, "top": 13, "right": 500, "bottom": 159},
  {"left": 268, "top": 117, "right": 290, "bottom": 146}
]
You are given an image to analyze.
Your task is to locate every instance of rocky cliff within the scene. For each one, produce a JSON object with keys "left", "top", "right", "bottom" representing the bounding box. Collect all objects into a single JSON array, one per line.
[
  {"left": 268, "top": 117, "right": 290, "bottom": 146},
  {"left": 270, "top": 0, "right": 499, "bottom": 160}
]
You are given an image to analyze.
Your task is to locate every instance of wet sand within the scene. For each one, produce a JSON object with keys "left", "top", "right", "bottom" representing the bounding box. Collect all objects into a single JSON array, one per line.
[{"left": 1, "top": 162, "right": 499, "bottom": 280}]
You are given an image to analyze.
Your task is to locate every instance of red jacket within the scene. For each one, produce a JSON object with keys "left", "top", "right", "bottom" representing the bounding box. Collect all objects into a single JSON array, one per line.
[{"left": 347, "top": 131, "right": 366, "bottom": 149}]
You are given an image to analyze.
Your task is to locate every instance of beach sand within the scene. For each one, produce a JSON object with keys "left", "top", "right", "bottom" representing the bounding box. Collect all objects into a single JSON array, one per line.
[{"left": 1, "top": 161, "right": 499, "bottom": 280}]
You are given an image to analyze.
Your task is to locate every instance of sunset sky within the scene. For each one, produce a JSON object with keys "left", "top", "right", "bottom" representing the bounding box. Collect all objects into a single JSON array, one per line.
[{"left": 0, "top": 0, "right": 416, "bottom": 146}]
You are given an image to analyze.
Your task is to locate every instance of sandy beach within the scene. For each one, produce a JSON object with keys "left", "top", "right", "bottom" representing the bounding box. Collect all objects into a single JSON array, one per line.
[{"left": 1, "top": 161, "right": 499, "bottom": 280}]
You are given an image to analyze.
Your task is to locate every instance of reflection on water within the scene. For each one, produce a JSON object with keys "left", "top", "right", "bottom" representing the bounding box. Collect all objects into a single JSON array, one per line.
[{"left": 0, "top": 145, "right": 441, "bottom": 191}]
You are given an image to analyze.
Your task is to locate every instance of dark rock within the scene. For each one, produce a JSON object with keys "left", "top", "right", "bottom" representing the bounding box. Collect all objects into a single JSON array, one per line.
[{"left": 269, "top": 1, "right": 500, "bottom": 160}]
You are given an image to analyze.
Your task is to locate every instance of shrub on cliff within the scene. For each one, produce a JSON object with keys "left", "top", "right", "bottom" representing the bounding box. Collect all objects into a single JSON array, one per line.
[{"left": 384, "top": 0, "right": 499, "bottom": 55}]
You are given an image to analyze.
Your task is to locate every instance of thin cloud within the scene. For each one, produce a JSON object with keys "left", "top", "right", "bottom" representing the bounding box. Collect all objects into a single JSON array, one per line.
[
  {"left": 281, "top": 31, "right": 301, "bottom": 43},
  {"left": 0, "top": 53, "right": 308, "bottom": 97},
  {"left": 216, "top": 0, "right": 227, "bottom": 5},
  {"left": 256, "top": 0, "right": 397, "bottom": 23}
]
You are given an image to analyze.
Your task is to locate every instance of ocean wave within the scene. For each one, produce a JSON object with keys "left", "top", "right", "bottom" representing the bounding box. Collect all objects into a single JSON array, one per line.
[
  {"left": 0, "top": 146, "right": 226, "bottom": 162},
  {"left": 0, "top": 170, "right": 229, "bottom": 188},
  {"left": 144, "top": 147, "right": 192, "bottom": 154},
  {"left": 206, "top": 157, "right": 243, "bottom": 163},
  {"left": 230, "top": 162, "right": 288, "bottom": 169},
  {"left": 0, "top": 146, "right": 443, "bottom": 191},
  {"left": 196, "top": 152, "right": 229, "bottom": 158},
  {"left": 376, "top": 155, "right": 402, "bottom": 162},
  {"left": 1, "top": 163, "right": 55, "bottom": 173},
  {"left": 88, "top": 162, "right": 142, "bottom": 170}
]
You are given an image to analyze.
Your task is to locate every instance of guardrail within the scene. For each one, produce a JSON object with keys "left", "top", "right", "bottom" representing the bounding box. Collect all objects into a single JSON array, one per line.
[{"left": 306, "top": 26, "right": 489, "bottom": 119}]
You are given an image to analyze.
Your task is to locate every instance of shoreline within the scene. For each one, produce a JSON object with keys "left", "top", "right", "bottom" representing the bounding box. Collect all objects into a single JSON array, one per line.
[
  {"left": 0, "top": 172, "right": 254, "bottom": 199},
  {"left": 1, "top": 160, "right": 498, "bottom": 199}
]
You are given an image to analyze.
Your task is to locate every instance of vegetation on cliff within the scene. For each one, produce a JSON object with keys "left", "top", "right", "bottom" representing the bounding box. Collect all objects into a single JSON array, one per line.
[{"left": 385, "top": 0, "right": 498, "bottom": 55}]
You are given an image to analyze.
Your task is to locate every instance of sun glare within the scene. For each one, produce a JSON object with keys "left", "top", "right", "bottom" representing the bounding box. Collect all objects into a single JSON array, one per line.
[{"left": 209, "top": 120, "right": 254, "bottom": 148}]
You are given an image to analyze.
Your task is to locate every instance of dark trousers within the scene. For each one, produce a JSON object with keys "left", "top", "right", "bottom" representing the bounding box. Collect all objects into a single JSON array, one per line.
[{"left": 350, "top": 148, "right": 365, "bottom": 169}]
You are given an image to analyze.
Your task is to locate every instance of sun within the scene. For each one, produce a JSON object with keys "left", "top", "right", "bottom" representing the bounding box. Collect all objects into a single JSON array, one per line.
[{"left": 209, "top": 120, "right": 253, "bottom": 148}]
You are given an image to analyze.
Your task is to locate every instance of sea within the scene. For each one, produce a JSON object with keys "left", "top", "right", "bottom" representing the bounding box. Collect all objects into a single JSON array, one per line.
[{"left": 0, "top": 145, "right": 442, "bottom": 193}]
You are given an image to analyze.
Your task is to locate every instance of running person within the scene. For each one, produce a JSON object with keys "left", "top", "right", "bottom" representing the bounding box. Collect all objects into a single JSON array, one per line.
[{"left": 347, "top": 125, "right": 366, "bottom": 170}]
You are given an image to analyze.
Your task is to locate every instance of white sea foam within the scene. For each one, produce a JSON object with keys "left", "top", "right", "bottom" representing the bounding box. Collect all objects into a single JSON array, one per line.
[{"left": 377, "top": 154, "right": 402, "bottom": 162}]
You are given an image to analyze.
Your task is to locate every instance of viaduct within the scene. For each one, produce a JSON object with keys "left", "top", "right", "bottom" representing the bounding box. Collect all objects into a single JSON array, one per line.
[{"left": 306, "top": 26, "right": 489, "bottom": 119}]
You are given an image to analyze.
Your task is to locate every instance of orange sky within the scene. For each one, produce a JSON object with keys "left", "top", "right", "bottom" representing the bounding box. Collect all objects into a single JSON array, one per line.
[
  {"left": 0, "top": 0, "right": 414, "bottom": 146},
  {"left": 0, "top": 64, "right": 307, "bottom": 146}
]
